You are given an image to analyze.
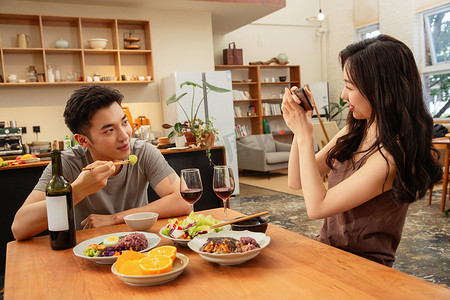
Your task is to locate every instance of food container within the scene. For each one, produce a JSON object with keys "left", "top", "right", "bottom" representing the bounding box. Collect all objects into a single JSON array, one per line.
[
  {"left": 37, "top": 73, "right": 45, "bottom": 82},
  {"left": 124, "top": 212, "right": 159, "bottom": 231},
  {"left": 87, "top": 38, "right": 108, "bottom": 50}
]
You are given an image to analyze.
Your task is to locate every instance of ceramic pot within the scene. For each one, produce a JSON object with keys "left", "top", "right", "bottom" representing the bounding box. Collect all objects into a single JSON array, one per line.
[
  {"left": 174, "top": 135, "right": 186, "bottom": 147},
  {"left": 183, "top": 131, "right": 215, "bottom": 147},
  {"left": 184, "top": 131, "right": 196, "bottom": 146},
  {"left": 55, "top": 38, "right": 69, "bottom": 48}
]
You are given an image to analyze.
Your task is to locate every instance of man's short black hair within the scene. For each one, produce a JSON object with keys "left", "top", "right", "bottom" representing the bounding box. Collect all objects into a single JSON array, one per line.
[{"left": 63, "top": 85, "right": 124, "bottom": 136}]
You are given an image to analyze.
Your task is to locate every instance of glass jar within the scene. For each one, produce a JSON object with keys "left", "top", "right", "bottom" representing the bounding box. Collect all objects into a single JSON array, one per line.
[
  {"left": 27, "top": 65, "right": 37, "bottom": 82},
  {"left": 37, "top": 73, "right": 45, "bottom": 82}
]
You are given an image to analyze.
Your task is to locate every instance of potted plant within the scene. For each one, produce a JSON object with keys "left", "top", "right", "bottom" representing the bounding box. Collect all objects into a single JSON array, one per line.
[
  {"left": 165, "top": 122, "right": 187, "bottom": 147},
  {"left": 322, "top": 97, "right": 349, "bottom": 127},
  {"left": 163, "top": 80, "right": 229, "bottom": 147}
]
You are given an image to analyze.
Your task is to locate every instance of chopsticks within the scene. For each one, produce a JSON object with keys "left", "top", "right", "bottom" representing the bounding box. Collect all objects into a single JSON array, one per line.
[
  {"left": 210, "top": 211, "right": 269, "bottom": 229},
  {"left": 82, "top": 159, "right": 132, "bottom": 171}
]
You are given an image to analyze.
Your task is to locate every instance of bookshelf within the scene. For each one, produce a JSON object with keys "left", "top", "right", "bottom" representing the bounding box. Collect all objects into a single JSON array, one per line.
[{"left": 215, "top": 64, "right": 300, "bottom": 141}]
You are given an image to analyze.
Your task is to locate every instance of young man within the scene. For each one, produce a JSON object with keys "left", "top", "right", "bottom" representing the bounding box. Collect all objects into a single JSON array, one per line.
[{"left": 12, "top": 85, "right": 190, "bottom": 241}]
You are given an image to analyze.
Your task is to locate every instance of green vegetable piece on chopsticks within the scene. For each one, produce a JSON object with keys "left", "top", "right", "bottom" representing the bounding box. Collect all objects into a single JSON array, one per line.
[{"left": 129, "top": 155, "right": 138, "bottom": 165}]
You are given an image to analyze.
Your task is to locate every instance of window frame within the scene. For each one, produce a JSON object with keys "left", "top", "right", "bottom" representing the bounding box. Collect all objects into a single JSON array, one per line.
[
  {"left": 357, "top": 24, "right": 380, "bottom": 41},
  {"left": 420, "top": 4, "right": 450, "bottom": 75},
  {"left": 419, "top": 4, "right": 450, "bottom": 120}
]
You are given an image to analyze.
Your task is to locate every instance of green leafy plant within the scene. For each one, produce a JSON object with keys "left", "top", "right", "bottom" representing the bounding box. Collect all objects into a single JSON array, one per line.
[
  {"left": 164, "top": 80, "right": 229, "bottom": 143},
  {"left": 322, "top": 98, "right": 349, "bottom": 126},
  {"left": 163, "top": 80, "right": 229, "bottom": 164},
  {"left": 192, "top": 118, "right": 219, "bottom": 164},
  {"left": 166, "top": 122, "right": 185, "bottom": 139}
]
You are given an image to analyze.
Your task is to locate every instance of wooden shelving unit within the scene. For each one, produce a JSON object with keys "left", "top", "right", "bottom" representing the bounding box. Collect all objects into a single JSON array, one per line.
[
  {"left": 0, "top": 13, "right": 154, "bottom": 86},
  {"left": 215, "top": 64, "right": 300, "bottom": 141}
]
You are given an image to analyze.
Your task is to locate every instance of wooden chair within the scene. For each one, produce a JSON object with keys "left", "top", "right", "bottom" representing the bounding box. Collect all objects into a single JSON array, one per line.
[
  {"left": 122, "top": 106, "right": 141, "bottom": 133},
  {"left": 429, "top": 136, "right": 450, "bottom": 212}
]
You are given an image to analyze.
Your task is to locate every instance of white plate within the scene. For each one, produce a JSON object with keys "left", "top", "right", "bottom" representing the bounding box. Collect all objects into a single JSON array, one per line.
[
  {"left": 188, "top": 230, "right": 270, "bottom": 265},
  {"left": 159, "top": 225, "right": 231, "bottom": 247},
  {"left": 73, "top": 232, "right": 161, "bottom": 264},
  {"left": 111, "top": 253, "right": 189, "bottom": 286}
]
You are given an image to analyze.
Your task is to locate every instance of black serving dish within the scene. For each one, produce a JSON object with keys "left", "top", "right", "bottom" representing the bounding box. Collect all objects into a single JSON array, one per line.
[{"left": 230, "top": 216, "right": 269, "bottom": 233}]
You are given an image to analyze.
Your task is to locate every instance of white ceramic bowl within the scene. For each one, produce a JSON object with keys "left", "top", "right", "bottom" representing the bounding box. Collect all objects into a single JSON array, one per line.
[
  {"left": 159, "top": 227, "right": 191, "bottom": 247},
  {"left": 124, "top": 212, "right": 159, "bottom": 231},
  {"left": 111, "top": 253, "right": 189, "bottom": 286},
  {"left": 87, "top": 38, "right": 108, "bottom": 49},
  {"left": 188, "top": 230, "right": 270, "bottom": 265},
  {"left": 159, "top": 224, "right": 232, "bottom": 247}
]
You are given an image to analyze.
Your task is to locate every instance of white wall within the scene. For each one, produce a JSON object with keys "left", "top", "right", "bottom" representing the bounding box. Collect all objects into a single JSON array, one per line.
[
  {"left": 322, "top": 0, "right": 429, "bottom": 126},
  {"left": 0, "top": 1, "right": 215, "bottom": 143},
  {"left": 213, "top": 0, "right": 323, "bottom": 85}
]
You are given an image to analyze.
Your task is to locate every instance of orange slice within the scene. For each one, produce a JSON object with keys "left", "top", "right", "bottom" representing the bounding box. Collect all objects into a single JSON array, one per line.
[
  {"left": 118, "top": 259, "right": 144, "bottom": 275},
  {"left": 147, "top": 245, "right": 177, "bottom": 261},
  {"left": 138, "top": 255, "right": 173, "bottom": 275},
  {"left": 116, "top": 250, "right": 146, "bottom": 273}
]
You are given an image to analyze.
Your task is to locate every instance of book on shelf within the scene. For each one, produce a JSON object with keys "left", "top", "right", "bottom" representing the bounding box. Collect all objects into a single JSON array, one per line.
[
  {"left": 232, "top": 90, "right": 251, "bottom": 100},
  {"left": 272, "top": 130, "right": 293, "bottom": 135},
  {"left": 234, "top": 106, "right": 243, "bottom": 117},
  {"left": 263, "top": 119, "right": 271, "bottom": 134},
  {"left": 262, "top": 103, "right": 282, "bottom": 116},
  {"left": 235, "top": 124, "right": 250, "bottom": 138}
]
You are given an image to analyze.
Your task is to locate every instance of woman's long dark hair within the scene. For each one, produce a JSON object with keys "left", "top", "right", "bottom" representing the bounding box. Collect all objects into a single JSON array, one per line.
[{"left": 326, "top": 34, "right": 442, "bottom": 204}]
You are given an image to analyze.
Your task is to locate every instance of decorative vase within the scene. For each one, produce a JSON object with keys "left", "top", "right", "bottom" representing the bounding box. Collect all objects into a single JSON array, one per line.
[{"left": 55, "top": 38, "right": 69, "bottom": 48}]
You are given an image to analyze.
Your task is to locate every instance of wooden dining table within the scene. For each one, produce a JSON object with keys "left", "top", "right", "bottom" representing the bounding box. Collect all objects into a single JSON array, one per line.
[{"left": 5, "top": 208, "right": 449, "bottom": 299}]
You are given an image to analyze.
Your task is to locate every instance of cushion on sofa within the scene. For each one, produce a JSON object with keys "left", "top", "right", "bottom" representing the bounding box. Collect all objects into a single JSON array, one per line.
[
  {"left": 266, "top": 152, "right": 290, "bottom": 164},
  {"left": 240, "top": 135, "right": 276, "bottom": 152}
]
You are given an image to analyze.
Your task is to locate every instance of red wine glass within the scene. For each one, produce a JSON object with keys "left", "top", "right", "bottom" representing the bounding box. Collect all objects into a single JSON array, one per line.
[
  {"left": 213, "top": 165, "right": 235, "bottom": 221},
  {"left": 180, "top": 168, "right": 203, "bottom": 214}
]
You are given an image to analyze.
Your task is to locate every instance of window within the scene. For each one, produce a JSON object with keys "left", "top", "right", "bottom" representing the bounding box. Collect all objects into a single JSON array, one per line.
[
  {"left": 358, "top": 24, "right": 380, "bottom": 41},
  {"left": 422, "top": 4, "right": 450, "bottom": 119}
]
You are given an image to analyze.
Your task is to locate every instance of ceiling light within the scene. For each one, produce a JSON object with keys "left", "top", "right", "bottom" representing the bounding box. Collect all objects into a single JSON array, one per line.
[
  {"left": 317, "top": 0, "right": 325, "bottom": 21},
  {"left": 317, "top": 9, "right": 325, "bottom": 21}
]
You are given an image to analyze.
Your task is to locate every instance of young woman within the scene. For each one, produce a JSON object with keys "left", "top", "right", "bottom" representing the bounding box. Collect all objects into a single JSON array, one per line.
[{"left": 282, "top": 34, "right": 442, "bottom": 267}]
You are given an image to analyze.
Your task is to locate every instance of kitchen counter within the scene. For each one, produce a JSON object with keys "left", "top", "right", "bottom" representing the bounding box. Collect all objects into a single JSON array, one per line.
[
  {"left": 0, "top": 152, "right": 50, "bottom": 161},
  {"left": 0, "top": 159, "right": 50, "bottom": 170}
]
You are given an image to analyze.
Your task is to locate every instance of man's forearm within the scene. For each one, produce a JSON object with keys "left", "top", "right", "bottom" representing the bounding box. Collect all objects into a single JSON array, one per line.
[{"left": 12, "top": 197, "right": 49, "bottom": 241}]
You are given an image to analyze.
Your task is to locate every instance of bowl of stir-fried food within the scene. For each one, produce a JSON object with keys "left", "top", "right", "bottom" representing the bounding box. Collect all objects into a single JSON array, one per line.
[{"left": 187, "top": 230, "right": 270, "bottom": 265}]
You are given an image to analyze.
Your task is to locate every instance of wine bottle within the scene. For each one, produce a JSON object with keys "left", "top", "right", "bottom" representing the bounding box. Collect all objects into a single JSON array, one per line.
[{"left": 46, "top": 140, "right": 76, "bottom": 250}]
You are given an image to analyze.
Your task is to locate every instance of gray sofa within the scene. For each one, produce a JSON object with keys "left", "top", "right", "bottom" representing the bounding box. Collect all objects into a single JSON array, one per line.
[{"left": 236, "top": 134, "right": 291, "bottom": 178}]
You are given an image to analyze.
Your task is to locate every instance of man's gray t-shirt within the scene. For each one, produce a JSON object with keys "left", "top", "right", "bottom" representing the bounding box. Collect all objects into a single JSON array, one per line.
[{"left": 34, "top": 138, "right": 174, "bottom": 229}]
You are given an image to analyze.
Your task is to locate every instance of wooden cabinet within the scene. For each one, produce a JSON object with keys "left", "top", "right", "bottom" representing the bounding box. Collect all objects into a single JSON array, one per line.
[
  {"left": 215, "top": 65, "right": 300, "bottom": 141},
  {"left": 0, "top": 13, "right": 154, "bottom": 86}
]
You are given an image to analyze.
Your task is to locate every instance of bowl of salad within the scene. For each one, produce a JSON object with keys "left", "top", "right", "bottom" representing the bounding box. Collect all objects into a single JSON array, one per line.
[{"left": 159, "top": 212, "right": 229, "bottom": 246}]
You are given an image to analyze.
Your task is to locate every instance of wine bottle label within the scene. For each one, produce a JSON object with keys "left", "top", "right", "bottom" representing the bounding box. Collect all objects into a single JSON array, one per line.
[{"left": 46, "top": 195, "right": 69, "bottom": 231}]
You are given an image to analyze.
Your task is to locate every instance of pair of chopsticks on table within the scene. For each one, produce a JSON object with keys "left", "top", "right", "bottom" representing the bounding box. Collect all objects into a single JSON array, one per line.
[{"left": 210, "top": 211, "right": 269, "bottom": 229}]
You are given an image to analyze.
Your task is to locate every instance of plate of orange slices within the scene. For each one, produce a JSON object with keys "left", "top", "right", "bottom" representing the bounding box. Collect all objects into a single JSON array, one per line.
[{"left": 111, "top": 246, "right": 189, "bottom": 286}]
